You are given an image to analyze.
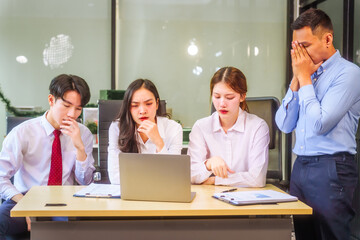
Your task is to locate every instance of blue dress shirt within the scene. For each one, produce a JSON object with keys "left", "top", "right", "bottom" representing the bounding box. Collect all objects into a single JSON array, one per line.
[{"left": 276, "top": 50, "right": 360, "bottom": 156}]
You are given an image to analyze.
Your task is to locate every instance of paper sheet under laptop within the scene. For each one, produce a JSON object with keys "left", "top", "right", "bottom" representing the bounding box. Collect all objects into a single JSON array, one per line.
[
  {"left": 213, "top": 190, "right": 298, "bottom": 206},
  {"left": 74, "top": 183, "right": 121, "bottom": 198}
]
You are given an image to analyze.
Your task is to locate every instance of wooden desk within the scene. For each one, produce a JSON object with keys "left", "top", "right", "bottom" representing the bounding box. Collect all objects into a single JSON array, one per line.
[{"left": 11, "top": 184, "right": 311, "bottom": 240}]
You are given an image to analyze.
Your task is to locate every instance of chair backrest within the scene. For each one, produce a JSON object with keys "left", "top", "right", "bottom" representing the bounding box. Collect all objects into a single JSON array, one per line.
[
  {"left": 6, "top": 116, "right": 33, "bottom": 134},
  {"left": 246, "top": 97, "right": 278, "bottom": 150},
  {"left": 5, "top": 116, "right": 34, "bottom": 187},
  {"left": 97, "top": 99, "right": 167, "bottom": 183},
  {"left": 211, "top": 97, "right": 282, "bottom": 181},
  {"left": 247, "top": 97, "right": 282, "bottom": 181}
]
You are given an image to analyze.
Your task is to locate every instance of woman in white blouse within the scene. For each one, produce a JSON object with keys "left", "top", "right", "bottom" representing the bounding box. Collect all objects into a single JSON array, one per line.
[
  {"left": 188, "top": 67, "right": 270, "bottom": 187},
  {"left": 108, "top": 79, "right": 183, "bottom": 184}
]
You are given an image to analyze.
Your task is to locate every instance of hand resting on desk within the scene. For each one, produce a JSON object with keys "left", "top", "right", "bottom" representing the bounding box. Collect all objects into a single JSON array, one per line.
[
  {"left": 11, "top": 193, "right": 31, "bottom": 231},
  {"left": 202, "top": 177, "right": 215, "bottom": 185}
]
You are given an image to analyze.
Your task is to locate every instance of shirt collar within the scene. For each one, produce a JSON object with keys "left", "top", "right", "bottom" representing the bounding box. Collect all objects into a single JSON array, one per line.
[
  {"left": 314, "top": 50, "right": 341, "bottom": 77},
  {"left": 211, "top": 112, "right": 222, "bottom": 132},
  {"left": 211, "top": 108, "right": 245, "bottom": 133},
  {"left": 41, "top": 111, "right": 57, "bottom": 136}
]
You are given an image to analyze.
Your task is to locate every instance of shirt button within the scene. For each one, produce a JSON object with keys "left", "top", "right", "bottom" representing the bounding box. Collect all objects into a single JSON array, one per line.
[
  {"left": 294, "top": 97, "right": 297, "bottom": 101},
  {"left": 300, "top": 146, "right": 304, "bottom": 149},
  {"left": 314, "top": 78, "right": 317, "bottom": 81}
]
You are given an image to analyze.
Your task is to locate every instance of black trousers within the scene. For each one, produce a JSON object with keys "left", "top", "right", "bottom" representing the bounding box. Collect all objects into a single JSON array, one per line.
[
  {"left": 0, "top": 199, "right": 28, "bottom": 240},
  {"left": 290, "top": 153, "right": 358, "bottom": 240}
]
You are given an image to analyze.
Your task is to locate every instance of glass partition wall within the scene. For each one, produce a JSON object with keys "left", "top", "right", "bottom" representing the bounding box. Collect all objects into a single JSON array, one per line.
[
  {"left": 355, "top": 0, "right": 360, "bottom": 67},
  {"left": 116, "top": 0, "right": 288, "bottom": 128},
  {"left": 0, "top": 0, "right": 112, "bottom": 145},
  {"left": 317, "top": 0, "right": 343, "bottom": 53},
  {"left": 0, "top": 0, "right": 289, "bottom": 176}
]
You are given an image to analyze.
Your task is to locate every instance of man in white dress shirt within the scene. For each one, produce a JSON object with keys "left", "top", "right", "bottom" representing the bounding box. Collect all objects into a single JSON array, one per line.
[{"left": 0, "top": 74, "right": 95, "bottom": 239}]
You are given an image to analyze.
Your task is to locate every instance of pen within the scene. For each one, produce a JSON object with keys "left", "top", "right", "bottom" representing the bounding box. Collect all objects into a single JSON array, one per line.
[
  {"left": 45, "top": 203, "right": 67, "bottom": 207},
  {"left": 221, "top": 188, "right": 237, "bottom": 193},
  {"left": 85, "top": 193, "right": 113, "bottom": 198}
]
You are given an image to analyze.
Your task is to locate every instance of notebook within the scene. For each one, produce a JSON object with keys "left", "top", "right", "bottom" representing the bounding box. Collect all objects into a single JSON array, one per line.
[
  {"left": 119, "top": 152, "right": 196, "bottom": 203},
  {"left": 213, "top": 190, "right": 298, "bottom": 206}
]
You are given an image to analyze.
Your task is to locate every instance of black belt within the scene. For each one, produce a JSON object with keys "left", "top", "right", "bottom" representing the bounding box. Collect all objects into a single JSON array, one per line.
[{"left": 298, "top": 152, "right": 354, "bottom": 160}]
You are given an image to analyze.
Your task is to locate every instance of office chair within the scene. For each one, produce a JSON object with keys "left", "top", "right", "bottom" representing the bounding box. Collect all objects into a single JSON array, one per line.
[
  {"left": 6, "top": 116, "right": 33, "bottom": 134},
  {"left": 97, "top": 99, "right": 167, "bottom": 183},
  {"left": 5, "top": 116, "right": 33, "bottom": 240},
  {"left": 5, "top": 116, "right": 34, "bottom": 186},
  {"left": 245, "top": 97, "right": 282, "bottom": 182},
  {"left": 210, "top": 97, "right": 284, "bottom": 188}
]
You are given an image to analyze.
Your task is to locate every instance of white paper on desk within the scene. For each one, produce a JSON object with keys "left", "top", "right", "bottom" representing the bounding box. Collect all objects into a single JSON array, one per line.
[
  {"left": 73, "top": 183, "right": 121, "bottom": 198},
  {"left": 213, "top": 190, "right": 298, "bottom": 206}
]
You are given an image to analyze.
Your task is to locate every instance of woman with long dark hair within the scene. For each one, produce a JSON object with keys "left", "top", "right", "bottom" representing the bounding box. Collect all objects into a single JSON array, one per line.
[
  {"left": 108, "top": 79, "right": 183, "bottom": 184},
  {"left": 188, "top": 67, "right": 270, "bottom": 187}
]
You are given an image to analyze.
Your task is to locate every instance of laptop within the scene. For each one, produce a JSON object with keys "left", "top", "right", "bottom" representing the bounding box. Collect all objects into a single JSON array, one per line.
[{"left": 119, "top": 153, "right": 196, "bottom": 203}]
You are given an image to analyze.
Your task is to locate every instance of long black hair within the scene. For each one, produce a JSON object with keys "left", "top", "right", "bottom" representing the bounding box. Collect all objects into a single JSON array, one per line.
[{"left": 117, "top": 79, "right": 164, "bottom": 153}]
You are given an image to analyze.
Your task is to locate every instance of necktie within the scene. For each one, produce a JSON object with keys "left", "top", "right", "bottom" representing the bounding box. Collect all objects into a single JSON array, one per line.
[{"left": 48, "top": 130, "right": 62, "bottom": 185}]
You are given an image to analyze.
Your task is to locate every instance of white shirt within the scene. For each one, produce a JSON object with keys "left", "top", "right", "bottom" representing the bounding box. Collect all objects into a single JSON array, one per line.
[
  {"left": 108, "top": 116, "right": 183, "bottom": 184},
  {"left": 0, "top": 113, "right": 95, "bottom": 200},
  {"left": 188, "top": 109, "right": 269, "bottom": 187}
]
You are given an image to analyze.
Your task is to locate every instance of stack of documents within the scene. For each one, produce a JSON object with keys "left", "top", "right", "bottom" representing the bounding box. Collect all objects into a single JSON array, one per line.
[
  {"left": 213, "top": 190, "right": 298, "bottom": 206},
  {"left": 74, "top": 183, "right": 121, "bottom": 198}
]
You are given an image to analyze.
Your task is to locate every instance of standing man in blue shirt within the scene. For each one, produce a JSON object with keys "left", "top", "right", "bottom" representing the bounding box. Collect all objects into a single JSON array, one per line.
[{"left": 276, "top": 8, "right": 360, "bottom": 240}]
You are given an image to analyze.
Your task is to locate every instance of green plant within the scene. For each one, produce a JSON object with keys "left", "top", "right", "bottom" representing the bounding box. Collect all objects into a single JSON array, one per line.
[
  {"left": 0, "top": 87, "right": 99, "bottom": 118},
  {"left": 0, "top": 87, "right": 44, "bottom": 117},
  {"left": 85, "top": 103, "right": 98, "bottom": 108},
  {"left": 85, "top": 121, "right": 98, "bottom": 134}
]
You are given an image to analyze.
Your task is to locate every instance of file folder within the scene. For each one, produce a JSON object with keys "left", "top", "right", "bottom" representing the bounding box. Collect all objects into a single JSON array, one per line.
[
  {"left": 73, "top": 183, "right": 121, "bottom": 198},
  {"left": 213, "top": 190, "right": 298, "bottom": 206}
]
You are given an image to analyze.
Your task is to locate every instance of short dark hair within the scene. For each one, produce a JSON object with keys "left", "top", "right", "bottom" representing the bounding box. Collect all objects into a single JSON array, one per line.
[
  {"left": 49, "top": 74, "right": 91, "bottom": 107},
  {"left": 292, "top": 8, "right": 333, "bottom": 36}
]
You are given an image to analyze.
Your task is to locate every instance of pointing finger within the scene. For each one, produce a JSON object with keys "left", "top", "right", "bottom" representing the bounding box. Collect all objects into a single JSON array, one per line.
[{"left": 222, "top": 167, "right": 228, "bottom": 178}]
